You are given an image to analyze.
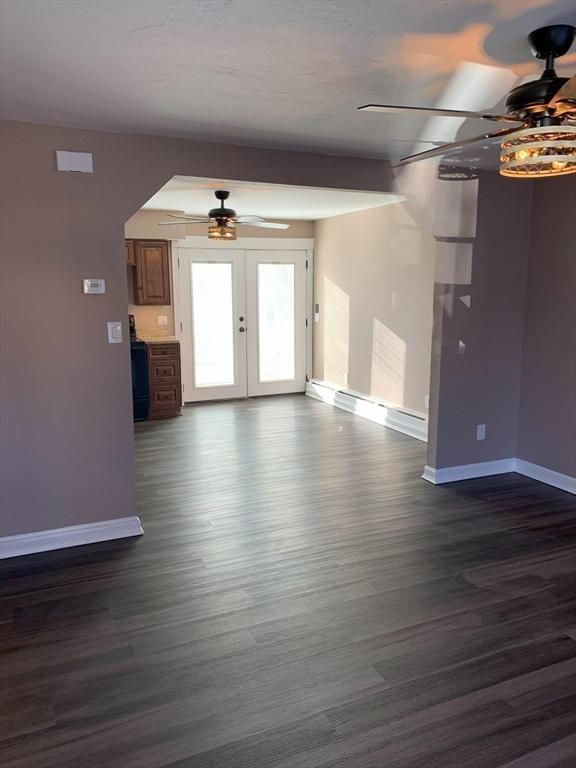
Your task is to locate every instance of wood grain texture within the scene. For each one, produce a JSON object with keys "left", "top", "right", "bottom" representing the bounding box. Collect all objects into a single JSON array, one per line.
[
  {"left": 1, "top": 395, "right": 575, "bottom": 767},
  {"left": 147, "top": 342, "right": 181, "bottom": 420},
  {"left": 125, "top": 239, "right": 136, "bottom": 267},
  {"left": 133, "top": 240, "right": 171, "bottom": 305}
]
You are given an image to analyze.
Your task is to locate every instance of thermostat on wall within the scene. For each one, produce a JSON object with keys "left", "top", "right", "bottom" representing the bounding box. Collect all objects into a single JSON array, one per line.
[{"left": 83, "top": 279, "right": 106, "bottom": 294}]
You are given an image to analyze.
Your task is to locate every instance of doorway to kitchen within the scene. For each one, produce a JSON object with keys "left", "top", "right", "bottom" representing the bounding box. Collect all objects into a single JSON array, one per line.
[{"left": 172, "top": 238, "right": 313, "bottom": 403}]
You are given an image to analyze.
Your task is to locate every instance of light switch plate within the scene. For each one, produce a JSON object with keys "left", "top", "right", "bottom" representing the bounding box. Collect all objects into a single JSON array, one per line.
[
  {"left": 476, "top": 424, "right": 486, "bottom": 441},
  {"left": 107, "top": 321, "right": 122, "bottom": 344},
  {"left": 157, "top": 315, "right": 168, "bottom": 326}
]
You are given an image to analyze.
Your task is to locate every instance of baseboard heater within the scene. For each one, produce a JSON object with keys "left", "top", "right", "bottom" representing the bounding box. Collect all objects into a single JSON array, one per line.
[{"left": 306, "top": 379, "right": 428, "bottom": 442}]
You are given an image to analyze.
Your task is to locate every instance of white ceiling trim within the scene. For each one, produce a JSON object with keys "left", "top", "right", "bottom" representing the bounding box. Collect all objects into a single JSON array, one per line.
[{"left": 143, "top": 176, "right": 406, "bottom": 220}]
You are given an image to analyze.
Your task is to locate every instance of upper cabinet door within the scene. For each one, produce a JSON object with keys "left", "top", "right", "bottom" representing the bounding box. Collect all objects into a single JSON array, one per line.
[
  {"left": 125, "top": 239, "right": 136, "bottom": 267},
  {"left": 134, "top": 240, "right": 171, "bottom": 305}
]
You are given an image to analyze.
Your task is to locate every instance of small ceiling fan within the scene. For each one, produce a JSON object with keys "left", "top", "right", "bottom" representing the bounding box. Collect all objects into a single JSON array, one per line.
[
  {"left": 160, "top": 190, "right": 290, "bottom": 240},
  {"left": 358, "top": 24, "right": 576, "bottom": 177}
]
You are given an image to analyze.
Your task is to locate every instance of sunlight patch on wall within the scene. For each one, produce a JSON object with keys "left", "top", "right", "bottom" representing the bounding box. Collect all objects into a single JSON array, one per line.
[
  {"left": 323, "top": 278, "right": 350, "bottom": 388},
  {"left": 370, "top": 319, "right": 407, "bottom": 407}
]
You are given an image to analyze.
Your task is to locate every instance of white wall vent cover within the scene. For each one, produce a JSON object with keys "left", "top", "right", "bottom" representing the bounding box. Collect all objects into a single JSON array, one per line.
[{"left": 56, "top": 150, "right": 93, "bottom": 173}]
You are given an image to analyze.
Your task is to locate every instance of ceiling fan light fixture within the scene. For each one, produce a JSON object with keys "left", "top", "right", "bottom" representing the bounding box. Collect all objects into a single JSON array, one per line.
[
  {"left": 500, "top": 125, "right": 576, "bottom": 178},
  {"left": 208, "top": 222, "right": 237, "bottom": 241}
]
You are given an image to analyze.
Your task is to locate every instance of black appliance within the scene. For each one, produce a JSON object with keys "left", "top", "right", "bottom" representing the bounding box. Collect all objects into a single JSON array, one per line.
[
  {"left": 129, "top": 313, "right": 137, "bottom": 341},
  {"left": 130, "top": 339, "right": 149, "bottom": 421}
]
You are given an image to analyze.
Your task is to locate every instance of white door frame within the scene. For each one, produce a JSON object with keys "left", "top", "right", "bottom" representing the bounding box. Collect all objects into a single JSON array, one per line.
[{"left": 171, "top": 237, "right": 314, "bottom": 403}]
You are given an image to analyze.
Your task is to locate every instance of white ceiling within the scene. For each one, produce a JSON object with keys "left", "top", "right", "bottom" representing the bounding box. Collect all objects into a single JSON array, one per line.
[
  {"left": 143, "top": 176, "right": 405, "bottom": 219},
  {"left": 1, "top": 1, "right": 575, "bottom": 168}
]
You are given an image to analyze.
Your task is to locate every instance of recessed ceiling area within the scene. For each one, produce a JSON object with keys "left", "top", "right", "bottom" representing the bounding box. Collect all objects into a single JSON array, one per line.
[
  {"left": 143, "top": 177, "right": 404, "bottom": 220},
  {"left": 1, "top": 1, "right": 575, "bottom": 168}
]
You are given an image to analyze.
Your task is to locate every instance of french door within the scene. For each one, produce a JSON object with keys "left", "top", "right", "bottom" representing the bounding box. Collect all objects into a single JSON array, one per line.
[{"left": 176, "top": 243, "right": 309, "bottom": 402}]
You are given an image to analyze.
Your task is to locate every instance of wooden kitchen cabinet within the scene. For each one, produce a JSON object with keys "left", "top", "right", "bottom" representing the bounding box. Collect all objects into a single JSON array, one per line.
[
  {"left": 131, "top": 240, "right": 171, "bottom": 306},
  {"left": 147, "top": 342, "right": 182, "bottom": 419},
  {"left": 125, "top": 239, "right": 136, "bottom": 267}
]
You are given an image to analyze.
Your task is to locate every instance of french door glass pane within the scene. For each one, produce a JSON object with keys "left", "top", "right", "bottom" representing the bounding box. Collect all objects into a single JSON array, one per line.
[
  {"left": 258, "top": 263, "right": 295, "bottom": 382},
  {"left": 191, "top": 263, "right": 235, "bottom": 387}
]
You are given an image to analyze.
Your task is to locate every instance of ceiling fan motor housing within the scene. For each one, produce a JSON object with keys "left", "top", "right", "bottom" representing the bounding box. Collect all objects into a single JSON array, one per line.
[
  {"left": 208, "top": 206, "right": 236, "bottom": 220},
  {"left": 507, "top": 25, "right": 576, "bottom": 121},
  {"left": 506, "top": 76, "right": 570, "bottom": 120},
  {"left": 209, "top": 190, "right": 236, "bottom": 221}
]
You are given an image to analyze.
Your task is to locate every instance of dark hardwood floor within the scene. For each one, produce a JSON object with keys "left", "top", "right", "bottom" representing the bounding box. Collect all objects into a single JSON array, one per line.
[{"left": 1, "top": 394, "right": 576, "bottom": 767}]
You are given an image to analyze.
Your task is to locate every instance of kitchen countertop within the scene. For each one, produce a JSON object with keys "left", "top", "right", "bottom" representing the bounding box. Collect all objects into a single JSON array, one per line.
[{"left": 136, "top": 333, "right": 179, "bottom": 344}]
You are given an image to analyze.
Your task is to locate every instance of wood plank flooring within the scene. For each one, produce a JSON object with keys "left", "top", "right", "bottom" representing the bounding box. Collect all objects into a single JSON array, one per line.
[{"left": 1, "top": 394, "right": 575, "bottom": 767}]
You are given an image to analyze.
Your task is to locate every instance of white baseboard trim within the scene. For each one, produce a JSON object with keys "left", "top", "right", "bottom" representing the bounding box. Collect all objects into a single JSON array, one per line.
[
  {"left": 514, "top": 459, "right": 576, "bottom": 495},
  {"left": 422, "top": 459, "right": 515, "bottom": 485},
  {"left": 423, "top": 458, "right": 575, "bottom": 495},
  {"left": 306, "top": 380, "right": 428, "bottom": 442},
  {"left": 0, "top": 516, "right": 144, "bottom": 560}
]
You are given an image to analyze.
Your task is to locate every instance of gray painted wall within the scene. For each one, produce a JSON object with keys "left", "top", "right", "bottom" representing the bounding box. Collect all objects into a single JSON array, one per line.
[
  {"left": 517, "top": 175, "right": 576, "bottom": 477},
  {"left": 430, "top": 172, "right": 534, "bottom": 469}
]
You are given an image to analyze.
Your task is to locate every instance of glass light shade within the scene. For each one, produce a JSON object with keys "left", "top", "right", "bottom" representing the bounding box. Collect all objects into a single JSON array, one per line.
[
  {"left": 208, "top": 223, "right": 237, "bottom": 240},
  {"left": 500, "top": 125, "right": 576, "bottom": 178}
]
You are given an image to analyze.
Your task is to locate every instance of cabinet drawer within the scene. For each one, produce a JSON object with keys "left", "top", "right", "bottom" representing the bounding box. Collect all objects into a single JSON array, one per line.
[
  {"left": 150, "top": 360, "right": 179, "bottom": 384},
  {"left": 150, "top": 386, "right": 181, "bottom": 407},
  {"left": 149, "top": 344, "right": 180, "bottom": 359}
]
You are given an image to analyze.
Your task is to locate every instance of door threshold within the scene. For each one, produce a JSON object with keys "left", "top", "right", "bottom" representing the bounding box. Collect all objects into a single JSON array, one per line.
[{"left": 183, "top": 391, "right": 306, "bottom": 406}]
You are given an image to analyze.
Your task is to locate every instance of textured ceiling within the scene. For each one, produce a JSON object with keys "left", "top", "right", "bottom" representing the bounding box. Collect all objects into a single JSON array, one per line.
[
  {"left": 1, "top": 0, "right": 575, "bottom": 168},
  {"left": 143, "top": 176, "right": 405, "bottom": 219}
]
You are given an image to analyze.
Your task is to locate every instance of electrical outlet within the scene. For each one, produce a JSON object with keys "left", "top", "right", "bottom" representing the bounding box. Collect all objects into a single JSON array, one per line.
[
  {"left": 157, "top": 315, "right": 168, "bottom": 327},
  {"left": 476, "top": 424, "right": 486, "bottom": 441}
]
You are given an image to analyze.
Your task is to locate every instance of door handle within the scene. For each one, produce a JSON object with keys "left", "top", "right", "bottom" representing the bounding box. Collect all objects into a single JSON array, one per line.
[{"left": 239, "top": 327, "right": 246, "bottom": 333}]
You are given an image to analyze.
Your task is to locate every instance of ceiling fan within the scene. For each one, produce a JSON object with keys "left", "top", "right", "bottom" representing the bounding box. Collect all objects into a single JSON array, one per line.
[
  {"left": 358, "top": 24, "right": 576, "bottom": 177},
  {"left": 160, "top": 190, "right": 290, "bottom": 240}
]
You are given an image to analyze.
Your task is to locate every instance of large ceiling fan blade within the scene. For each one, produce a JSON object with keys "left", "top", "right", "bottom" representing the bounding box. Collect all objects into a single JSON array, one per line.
[
  {"left": 165, "top": 213, "right": 210, "bottom": 222},
  {"left": 159, "top": 219, "right": 210, "bottom": 225},
  {"left": 398, "top": 127, "right": 520, "bottom": 166},
  {"left": 237, "top": 221, "right": 290, "bottom": 229},
  {"left": 235, "top": 215, "right": 267, "bottom": 223},
  {"left": 548, "top": 75, "right": 576, "bottom": 114},
  {"left": 358, "top": 104, "right": 520, "bottom": 123}
]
